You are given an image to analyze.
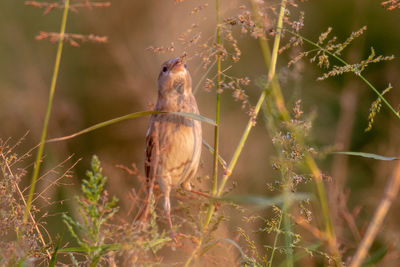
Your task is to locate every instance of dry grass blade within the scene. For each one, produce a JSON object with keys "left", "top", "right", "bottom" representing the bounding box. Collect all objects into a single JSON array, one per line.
[
  {"left": 350, "top": 161, "right": 400, "bottom": 267},
  {"left": 22, "top": 155, "right": 75, "bottom": 194},
  {"left": 0, "top": 150, "right": 51, "bottom": 259},
  {"left": 32, "top": 158, "right": 81, "bottom": 203}
]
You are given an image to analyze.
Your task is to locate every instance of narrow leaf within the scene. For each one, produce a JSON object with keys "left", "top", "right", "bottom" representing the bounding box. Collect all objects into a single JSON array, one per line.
[
  {"left": 47, "top": 111, "right": 216, "bottom": 143},
  {"left": 220, "top": 193, "right": 310, "bottom": 207},
  {"left": 334, "top": 151, "right": 398, "bottom": 161},
  {"left": 49, "top": 236, "right": 62, "bottom": 267},
  {"left": 363, "top": 246, "right": 387, "bottom": 266},
  {"left": 218, "top": 238, "right": 247, "bottom": 258},
  {"left": 202, "top": 139, "right": 227, "bottom": 169},
  {"left": 57, "top": 243, "right": 121, "bottom": 253},
  {"left": 177, "top": 111, "right": 216, "bottom": 126}
]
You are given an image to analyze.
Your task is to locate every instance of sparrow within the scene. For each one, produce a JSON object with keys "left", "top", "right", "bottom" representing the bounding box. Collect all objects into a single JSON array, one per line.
[{"left": 144, "top": 57, "right": 202, "bottom": 233}]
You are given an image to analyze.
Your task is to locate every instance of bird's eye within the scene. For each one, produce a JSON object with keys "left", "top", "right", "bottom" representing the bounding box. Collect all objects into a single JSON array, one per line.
[{"left": 162, "top": 66, "right": 168, "bottom": 72}]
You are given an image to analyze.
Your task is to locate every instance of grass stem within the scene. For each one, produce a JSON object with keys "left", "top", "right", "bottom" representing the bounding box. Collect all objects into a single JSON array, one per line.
[
  {"left": 251, "top": 2, "right": 341, "bottom": 265},
  {"left": 268, "top": 209, "right": 283, "bottom": 267},
  {"left": 217, "top": 0, "right": 287, "bottom": 196},
  {"left": 211, "top": 0, "right": 222, "bottom": 196},
  {"left": 23, "top": 0, "right": 70, "bottom": 223},
  {"left": 184, "top": 1, "right": 288, "bottom": 265}
]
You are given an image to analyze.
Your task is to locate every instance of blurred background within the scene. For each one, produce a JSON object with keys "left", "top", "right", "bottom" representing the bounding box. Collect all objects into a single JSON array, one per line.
[{"left": 1, "top": 0, "right": 400, "bottom": 264}]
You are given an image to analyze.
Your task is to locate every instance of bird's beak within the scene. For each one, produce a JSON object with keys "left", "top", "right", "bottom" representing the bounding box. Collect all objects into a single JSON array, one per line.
[{"left": 171, "top": 59, "right": 186, "bottom": 74}]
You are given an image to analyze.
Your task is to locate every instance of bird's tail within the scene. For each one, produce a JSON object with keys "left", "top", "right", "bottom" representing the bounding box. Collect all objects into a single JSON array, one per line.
[
  {"left": 135, "top": 188, "right": 153, "bottom": 225},
  {"left": 134, "top": 173, "right": 158, "bottom": 230},
  {"left": 137, "top": 122, "right": 159, "bottom": 229}
]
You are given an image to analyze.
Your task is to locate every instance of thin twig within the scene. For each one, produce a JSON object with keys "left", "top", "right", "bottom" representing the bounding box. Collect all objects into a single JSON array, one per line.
[
  {"left": 32, "top": 158, "right": 81, "bottom": 203},
  {"left": 193, "top": 59, "right": 217, "bottom": 94},
  {"left": 350, "top": 161, "right": 400, "bottom": 267},
  {"left": 22, "top": 155, "right": 75, "bottom": 194},
  {"left": 1, "top": 152, "right": 51, "bottom": 259}
]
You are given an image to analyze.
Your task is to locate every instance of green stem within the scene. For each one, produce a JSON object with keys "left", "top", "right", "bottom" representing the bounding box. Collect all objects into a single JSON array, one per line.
[
  {"left": 305, "top": 155, "right": 335, "bottom": 242},
  {"left": 251, "top": 0, "right": 289, "bottom": 122},
  {"left": 282, "top": 177, "right": 293, "bottom": 266},
  {"left": 217, "top": 0, "right": 287, "bottom": 197},
  {"left": 23, "top": 0, "right": 70, "bottom": 223},
  {"left": 287, "top": 29, "right": 400, "bottom": 121},
  {"left": 252, "top": 5, "right": 341, "bottom": 266},
  {"left": 263, "top": 90, "right": 294, "bottom": 266},
  {"left": 183, "top": 206, "right": 214, "bottom": 267},
  {"left": 184, "top": 2, "right": 288, "bottom": 266},
  {"left": 216, "top": 83, "right": 267, "bottom": 196},
  {"left": 268, "top": 210, "right": 283, "bottom": 267},
  {"left": 212, "top": 0, "right": 222, "bottom": 196}
]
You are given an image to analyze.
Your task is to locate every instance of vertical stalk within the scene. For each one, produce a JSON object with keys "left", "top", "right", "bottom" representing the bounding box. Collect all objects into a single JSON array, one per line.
[
  {"left": 282, "top": 177, "right": 293, "bottom": 266},
  {"left": 268, "top": 209, "right": 283, "bottom": 267},
  {"left": 184, "top": 0, "right": 287, "bottom": 267},
  {"left": 217, "top": 0, "right": 287, "bottom": 196},
  {"left": 250, "top": 0, "right": 289, "bottom": 121},
  {"left": 305, "top": 156, "right": 334, "bottom": 239},
  {"left": 23, "top": 0, "right": 70, "bottom": 223},
  {"left": 211, "top": 0, "right": 222, "bottom": 196},
  {"left": 250, "top": 1, "right": 341, "bottom": 265},
  {"left": 184, "top": 1, "right": 288, "bottom": 266}
]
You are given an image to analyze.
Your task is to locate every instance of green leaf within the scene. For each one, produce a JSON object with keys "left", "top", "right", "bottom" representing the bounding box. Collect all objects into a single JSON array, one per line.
[
  {"left": 47, "top": 110, "right": 216, "bottom": 143},
  {"left": 219, "top": 193, "right": 311, "bottom": 207},
  {"left": 49, "top": 236, "right": 62, "bottom": 267},
  {"left": 58, "top": 244, "right": 121, "bottom": 253},
  {"left": 334, "top": 151, "right": 399, "bottom": 161},
  {"left": 363, "top": 246, "right": 387, "bottom": 266}
]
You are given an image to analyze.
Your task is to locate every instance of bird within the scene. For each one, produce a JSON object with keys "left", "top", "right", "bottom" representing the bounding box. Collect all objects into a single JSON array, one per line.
[{"left": 143, "top": 57, "right": 202, "bottom": 235}]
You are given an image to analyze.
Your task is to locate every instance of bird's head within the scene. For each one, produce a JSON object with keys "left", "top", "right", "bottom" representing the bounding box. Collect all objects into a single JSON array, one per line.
[{"left": 157, "top": 57, "right": 192, "bottom": 96}]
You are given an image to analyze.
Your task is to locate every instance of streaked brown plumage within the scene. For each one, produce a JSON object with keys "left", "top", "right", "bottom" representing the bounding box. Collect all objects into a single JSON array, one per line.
[{"left": 144, "top": 57, "right": 202, "bottom": 232}]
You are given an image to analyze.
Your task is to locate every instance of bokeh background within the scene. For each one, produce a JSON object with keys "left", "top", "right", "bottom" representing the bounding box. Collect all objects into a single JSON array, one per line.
[{"left": 1, "top": 0, "right": 400, "bottom": 265}]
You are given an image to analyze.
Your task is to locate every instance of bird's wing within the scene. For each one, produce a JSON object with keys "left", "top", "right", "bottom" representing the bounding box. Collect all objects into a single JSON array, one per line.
[{"left": 145, "top": 126, "right": 154, "bottom": 180}]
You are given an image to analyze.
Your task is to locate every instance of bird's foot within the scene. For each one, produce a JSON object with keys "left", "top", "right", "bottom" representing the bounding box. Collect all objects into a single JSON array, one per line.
[{"left": 171, "top": 231, "right": 178, "bottom": 244}]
